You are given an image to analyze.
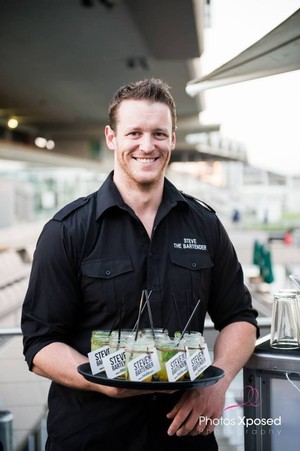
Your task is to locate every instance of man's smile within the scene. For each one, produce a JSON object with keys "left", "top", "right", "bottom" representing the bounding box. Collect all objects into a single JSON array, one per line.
[{"left": 133, "top": 157, "right": 158, "bottom": 164}]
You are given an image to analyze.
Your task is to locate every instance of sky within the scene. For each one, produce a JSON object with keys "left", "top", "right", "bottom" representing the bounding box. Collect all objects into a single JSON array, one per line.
[{"left": 198, "top": 0, "right": 300, "bottom": 176}]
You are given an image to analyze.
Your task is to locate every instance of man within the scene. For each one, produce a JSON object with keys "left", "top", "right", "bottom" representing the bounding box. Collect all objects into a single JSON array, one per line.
[{"left": 22, "top": 78, "right": 258, "bottom": 450}]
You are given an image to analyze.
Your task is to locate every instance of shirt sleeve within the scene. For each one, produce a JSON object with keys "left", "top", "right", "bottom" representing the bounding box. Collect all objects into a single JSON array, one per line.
[
  {"left": 207, "top": 216, "right": 259, "bottom": 335},
  {"left": 21, "top": 219, "right": 81, "bottom": 370}
]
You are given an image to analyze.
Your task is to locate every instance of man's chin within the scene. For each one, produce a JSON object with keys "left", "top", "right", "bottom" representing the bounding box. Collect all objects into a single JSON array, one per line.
[
  {"left": 136, "top": 179, "right": 158, "bottom": 190},
  {"left": 136, "top": 172, "right": 164, "bottom": 188}
]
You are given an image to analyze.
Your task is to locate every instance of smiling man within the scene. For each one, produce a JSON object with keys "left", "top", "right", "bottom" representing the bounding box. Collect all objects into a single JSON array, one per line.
[
  {"left": 21, "top": 78, "right": 258, "bottom": 451},
  {"left": 106, "top": 94, "right": 176, "bottom": 237},
  {"left": 107, "top": 99, "right": 176, "bottom": 184}
]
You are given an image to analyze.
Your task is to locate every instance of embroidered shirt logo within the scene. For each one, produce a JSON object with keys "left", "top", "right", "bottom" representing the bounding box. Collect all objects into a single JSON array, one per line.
[{"left": 173, "top": 238, "right": 207, "bottom": 251}]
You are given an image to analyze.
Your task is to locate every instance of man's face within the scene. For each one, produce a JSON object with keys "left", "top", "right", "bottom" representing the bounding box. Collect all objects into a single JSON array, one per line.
[{"left": 105, "top": 99, "right": 176, "bottom": 189}]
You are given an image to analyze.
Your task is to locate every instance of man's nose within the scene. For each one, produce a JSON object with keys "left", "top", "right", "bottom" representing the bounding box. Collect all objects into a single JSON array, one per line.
[{"left": 139, "top": 134, "right": 155, "bottom": 152}]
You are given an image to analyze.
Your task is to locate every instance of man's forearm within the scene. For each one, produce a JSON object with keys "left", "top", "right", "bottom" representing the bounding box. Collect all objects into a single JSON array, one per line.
[
  {"left": 32, "top": 342, "right": 91, "bottom": 389},
  {"left": 212, "top": 321, "right": 257, "bottom": 389},
  {"left": 32, "top": 342, "right": 161, "bottom": 398}
]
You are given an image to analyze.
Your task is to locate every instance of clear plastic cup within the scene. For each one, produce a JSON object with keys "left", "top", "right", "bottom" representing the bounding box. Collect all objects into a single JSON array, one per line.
[
  {"left": 91, "top": 330, "right": 111, "bottom": 351},
  {"left": 270, "top": 292, "right": 300, "bottom": 349},
  {"left": 174, "top": 331, "right": 205, "bottom": 346},
  {"left": 125, "top": 336, "right": 155, "bottom": 381},
  {"left": 109, "top": 330, "right": 136, "bottom": 352},
  {"left": 156, "top": 337, "right": 186, "bottom": 381},
  {"left": 183, "top": 332, "right": 206, "bottom": 380},
  {"left": 142, "top": 328, "right": 168, "bottom": 338}
]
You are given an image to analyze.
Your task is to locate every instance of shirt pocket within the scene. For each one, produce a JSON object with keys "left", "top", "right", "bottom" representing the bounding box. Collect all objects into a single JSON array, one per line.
[
  {"left": 169, "top": 252, "right": 214, "bottom": 325},
  {"left": 170, "top": 252, "right": 213, "bottom": 272},
  {"left": 82, "top": 257, "right": 133, "bottom": 279},
  {"left": 81, "top": 257, "right": 134, "bottom": 316}
]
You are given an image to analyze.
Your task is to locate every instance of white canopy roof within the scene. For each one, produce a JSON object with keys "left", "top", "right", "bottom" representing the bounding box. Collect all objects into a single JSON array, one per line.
[{"left": 186, "top": 8, "right": 300, "bottom": 96}]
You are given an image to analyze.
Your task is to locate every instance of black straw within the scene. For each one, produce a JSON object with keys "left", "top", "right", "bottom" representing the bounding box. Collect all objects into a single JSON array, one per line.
[
  {"left": 132, "top": 300, "right": 147, "bottom": 332},
  {"left": 134, "top": 290, "right": 146, "bottom": 341},
  {"left": 185, "top": 291, "right": 190, "bottom": 333},
  {"left": 145, "top": 290, "right": 155, "bottom": 340},
  {"left": 178, "top": 299, "right": 201, "bottom": 342},
  {"left": 117, "top": 297, "right": 125, "bottom": 347},
  {"left": 162, "top": 305, "right": 173, "bottom": 332},
  {"left": 109, "top": 297, "right": 124, "bottom": 336},
  {"left": 172, "top": 293, "right": 183, "bottom": 332}
]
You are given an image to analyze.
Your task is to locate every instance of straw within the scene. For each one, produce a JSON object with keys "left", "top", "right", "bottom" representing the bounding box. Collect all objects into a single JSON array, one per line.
[
  {"left": 145, "top": 290, "right": 155, "bottom": 340},
  {"left": 109, "top": 297, "right": 124, "bottom": 336},
  {"left": 117, "top": 297, "right": 125, "bottom": 348},
  {"left": 172, "top": 293, "right": 183, "bottom": 332},
  {"left": 178, "top": 298, "right": 201, "bottom": 343},
  {"left": 162, "top": 305, "right": 173, "bottom": 332},
  {"left": 134, "top": 290, "right": 146, "bottom": 341},
  {"left": 162, "top": 293, "right": 190, "bottom": 332},
  {"left": 185, "top": 291, "right": 190, "bottom": 333},
  {"left": 161, "top": 285, "right": 175, "bottom": 331},
  {"left": 132, "top": 301, "right": 147, "bottom": 332}
]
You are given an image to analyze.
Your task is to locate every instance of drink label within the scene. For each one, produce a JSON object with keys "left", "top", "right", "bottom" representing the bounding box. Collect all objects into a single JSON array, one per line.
[
  {"left": 88, "top": 345, "right": 110, "bottom": 375},
  {"left": 186, "top": 344, "right": 211, "bottom": 381},
  {"left": 165, "top": 350, "right": 188, "bottom": 382},
  {"left": 127, "top": 348, "right": 160, "bottom": 382},
  {"left": 102, "top": 347, "right": 126, "bottom": 378}
]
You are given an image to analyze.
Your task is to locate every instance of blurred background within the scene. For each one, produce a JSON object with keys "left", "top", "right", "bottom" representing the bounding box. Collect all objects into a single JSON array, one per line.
[{"left": 0, "top": 1, "right": 300, "bottom": 450}]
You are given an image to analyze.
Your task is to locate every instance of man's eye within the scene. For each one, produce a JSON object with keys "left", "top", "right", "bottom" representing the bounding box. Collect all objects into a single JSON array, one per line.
[{"left": 155, "top": 132, "right": 167, "bottom": 138}]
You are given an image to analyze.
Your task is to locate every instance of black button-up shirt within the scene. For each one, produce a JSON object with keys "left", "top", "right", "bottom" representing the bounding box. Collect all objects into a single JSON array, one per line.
[{"left": 22, "top": 172, "right": 257, "bottom": 450}]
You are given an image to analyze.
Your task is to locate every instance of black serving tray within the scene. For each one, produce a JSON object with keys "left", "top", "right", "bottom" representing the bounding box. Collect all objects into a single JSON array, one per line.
[{"left": 77, "top": 363, "right": 224, "bottom": 390}]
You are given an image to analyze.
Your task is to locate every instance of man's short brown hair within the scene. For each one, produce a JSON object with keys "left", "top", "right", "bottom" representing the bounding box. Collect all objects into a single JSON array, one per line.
[{"left": 108, "top": 78, "right": 177, "bottom": 131}]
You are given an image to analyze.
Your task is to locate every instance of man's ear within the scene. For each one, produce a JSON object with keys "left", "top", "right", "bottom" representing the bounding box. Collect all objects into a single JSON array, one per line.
[
  {"left": 170, "top": 131, "right": 176, "bottom": 151},
  {"left": 105, "top": 125, "right": 116, "bottom": 150}
]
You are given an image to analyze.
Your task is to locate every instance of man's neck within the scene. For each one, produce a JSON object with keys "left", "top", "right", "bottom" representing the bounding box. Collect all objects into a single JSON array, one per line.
[{"left": 113, "top": 173, "right": 164, "bottom": 237}]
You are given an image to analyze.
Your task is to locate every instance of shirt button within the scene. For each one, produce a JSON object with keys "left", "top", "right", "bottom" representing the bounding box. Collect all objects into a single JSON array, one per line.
[
  {"left": 192, "top": 262, "right": 197, "bottom": 268},
  {"left": 105, "top": 270, "right": 111, "bottom": 276}
]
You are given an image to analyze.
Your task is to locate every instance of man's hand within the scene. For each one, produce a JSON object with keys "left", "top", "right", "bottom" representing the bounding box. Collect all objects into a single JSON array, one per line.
[
  {"left": 166, "top": 321, "right": 257, "bottom": 437},
  {"left": 166, "top": 382, "right": 226, "bottom": 436}
]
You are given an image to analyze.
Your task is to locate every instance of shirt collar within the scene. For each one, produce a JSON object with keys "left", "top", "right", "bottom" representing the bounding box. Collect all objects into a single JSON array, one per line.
[
  {"left": 95, "top": 171, "right": 189, "bottom": 220},
  {"left": 162, "top": 177, "right": 189, "bottom": 207},
  {"left": 95, "top": 171, "right": 125, "bottom": 219}
]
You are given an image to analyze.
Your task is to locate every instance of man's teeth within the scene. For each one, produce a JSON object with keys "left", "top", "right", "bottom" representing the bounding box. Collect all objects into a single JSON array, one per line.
[{"left": 136, "top": 158, "right": 156, "bottom": 163}]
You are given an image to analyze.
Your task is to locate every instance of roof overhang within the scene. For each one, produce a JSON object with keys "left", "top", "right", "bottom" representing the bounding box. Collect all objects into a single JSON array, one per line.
[{"left": 186, "top": 8, "right": 300, "bottom": 96}]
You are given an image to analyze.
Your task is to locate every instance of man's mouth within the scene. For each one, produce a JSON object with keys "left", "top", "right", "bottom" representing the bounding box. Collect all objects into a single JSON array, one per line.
[{"left": 134, "top": 158, "right": 157, "bottom": 164}]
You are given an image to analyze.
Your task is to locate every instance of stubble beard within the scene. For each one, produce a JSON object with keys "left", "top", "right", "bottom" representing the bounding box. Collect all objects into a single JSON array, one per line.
[{"left": 120, "top": 154, "right": 170, "bottom": 192}]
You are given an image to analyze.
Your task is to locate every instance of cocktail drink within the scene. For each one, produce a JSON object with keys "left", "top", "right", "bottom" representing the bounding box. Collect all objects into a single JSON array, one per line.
[
  {"left": 91, "top": 330, "right": 111, "bottom": 351},
  {"left": 109, "top": 329, "right": 137, "bottom": 351},
  {"left": 184, "top": 332, "right": 206, "bottom": 379},
  {"left": 155, "top": 337, "right": 186, "bottom": 381},
  {"left": 142, "top": 328, "right": 168, "bottom": 340},
  {"left": 183, "top": 331, "right": 205, "bottom": 348},
  {"left": 125, "top": 336, "right": 155, "bottom": 382}
]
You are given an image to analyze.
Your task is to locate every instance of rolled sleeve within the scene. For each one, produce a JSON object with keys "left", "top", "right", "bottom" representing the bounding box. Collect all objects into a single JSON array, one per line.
[
  {"left": 207, "top": 218, "right": 259, "bottom": 335},
  {"left": 21, "top": 219, "right": 81, "bottom": 369}
]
